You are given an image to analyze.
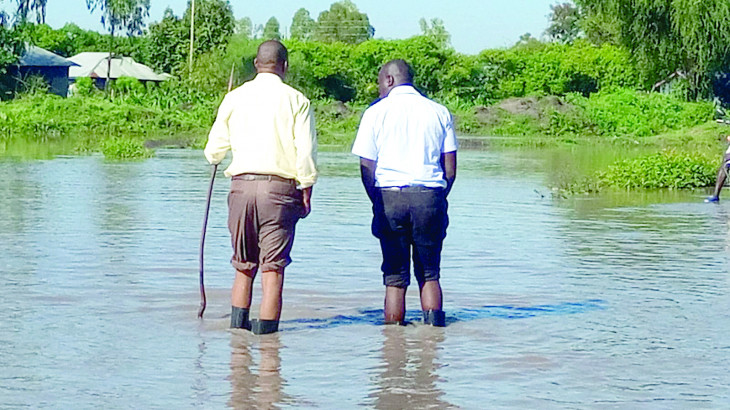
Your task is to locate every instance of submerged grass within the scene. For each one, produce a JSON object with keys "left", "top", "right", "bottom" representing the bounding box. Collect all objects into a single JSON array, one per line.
[
  {"left": 552, "top": 150, "right": 718, "bottom": 195},
  {"left": 101, "top": 136, "right": 153, "bottom": 160}
]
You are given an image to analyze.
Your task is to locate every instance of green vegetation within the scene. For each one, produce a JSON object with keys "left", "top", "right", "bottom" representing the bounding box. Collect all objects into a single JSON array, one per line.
[
  {"left": 575, "top": 0, "right": 730, "bottom": 98},
  {"left": 101, "top": 135, "right": 152, "bottom": 159},
  {"left": 451, "top": 89, "right": 715, "bottom": 143},
  {"left": 600, "top": 151, "right": 716, "bottom": 189},
  {"left": 3, "top": 0, "right": 730, "bottom": 193},
  {"left": 555, "top": 150, "right": 718, "bottom": 194}
]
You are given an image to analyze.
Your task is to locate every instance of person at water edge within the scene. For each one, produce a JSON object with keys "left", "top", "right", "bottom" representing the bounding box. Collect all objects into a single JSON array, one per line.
[
  {"left": 204, "top": 40, "right": 317, "bottom": 334},
  {"left": 705, "top": 135, "right": 730, "bottom": 202},
  {"left": 352, "top": 59, "right": 457, "bottom": 327}
]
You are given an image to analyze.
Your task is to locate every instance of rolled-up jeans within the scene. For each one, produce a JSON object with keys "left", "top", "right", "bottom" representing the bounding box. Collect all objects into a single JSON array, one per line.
[{"left": 372, "top": 186, "right": 449, "bottom": 288}]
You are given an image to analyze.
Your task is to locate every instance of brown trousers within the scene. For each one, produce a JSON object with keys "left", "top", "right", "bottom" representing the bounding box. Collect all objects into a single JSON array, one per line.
[{"left": 228, "top": 174, "right": 303, "bottom": 275}]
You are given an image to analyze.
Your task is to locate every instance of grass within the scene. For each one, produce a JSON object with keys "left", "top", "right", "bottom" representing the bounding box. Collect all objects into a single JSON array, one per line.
[{"left": 101, "top": 136, "right": 153, "bottom": 160}]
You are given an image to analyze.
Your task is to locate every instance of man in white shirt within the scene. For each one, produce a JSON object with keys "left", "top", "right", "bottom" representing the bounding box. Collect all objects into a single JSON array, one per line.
[
  {"left": 352, "top": 59, "right": 457, "bottom": 327},
  {"left": 205, "top": 40, "right": 317, "bottom": 334}
]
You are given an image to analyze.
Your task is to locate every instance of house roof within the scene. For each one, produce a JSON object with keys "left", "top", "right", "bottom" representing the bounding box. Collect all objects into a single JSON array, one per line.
[
  {"left": 68, "top": 52, "right": 168, "bottom": 82},
  {"left": 18, "top": 45, "right": 78, "bottom": 67}
]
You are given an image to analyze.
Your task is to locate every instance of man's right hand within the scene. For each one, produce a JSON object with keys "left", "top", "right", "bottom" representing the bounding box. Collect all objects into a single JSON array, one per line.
[{"left": 301, "top": 186, "right": 312, "bottom": 218}]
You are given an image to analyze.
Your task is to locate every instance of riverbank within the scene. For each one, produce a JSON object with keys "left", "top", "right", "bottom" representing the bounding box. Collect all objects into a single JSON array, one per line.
[{"left": 1, "top": 89, "right": 727, "bottom": 191}]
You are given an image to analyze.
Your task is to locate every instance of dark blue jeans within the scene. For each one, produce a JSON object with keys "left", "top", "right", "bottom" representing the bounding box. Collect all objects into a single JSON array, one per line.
[{"left": 372, "top": 186, "right": 449, "bottom": 288}]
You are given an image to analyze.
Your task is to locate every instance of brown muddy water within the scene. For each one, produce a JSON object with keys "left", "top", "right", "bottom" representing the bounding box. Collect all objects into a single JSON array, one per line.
[{"left": 1, "top": 149, "right": 730, "bottom": 408}]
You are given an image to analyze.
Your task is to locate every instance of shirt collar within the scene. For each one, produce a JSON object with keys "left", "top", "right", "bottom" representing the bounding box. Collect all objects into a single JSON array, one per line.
[
  {"left": 254, "top": 72, "right": 284, "bottom": 82},
  {"left": 385, "top": 84, "right": 420, "bottom": 97}
]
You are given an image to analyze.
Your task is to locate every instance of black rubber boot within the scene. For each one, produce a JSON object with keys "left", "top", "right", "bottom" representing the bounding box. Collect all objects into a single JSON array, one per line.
[
  {"left": 230, "top": 306, "right": 251, "bottom": 330},
  {"left": 251, "top": 319, "right": 279, "bottom": 335},
  {"left": 423, "top": 310, "right": 446, "bottom": 327}
]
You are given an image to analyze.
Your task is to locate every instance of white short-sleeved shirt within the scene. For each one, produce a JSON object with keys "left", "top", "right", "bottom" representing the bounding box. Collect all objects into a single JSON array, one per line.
[{"left": 352, "top": 85, "right": 458, "bottom": 188}]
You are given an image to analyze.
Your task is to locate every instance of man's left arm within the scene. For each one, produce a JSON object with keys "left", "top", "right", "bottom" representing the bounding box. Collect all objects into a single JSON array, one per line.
[
  {"left": 441, "top": 109, "right": 458, "bottom": 197},
  {"left": 293, "top": 98, "right": 318, "bottom": 218},
  {"left": 441, "top": 151, "right": 457, "bottom": 197}
]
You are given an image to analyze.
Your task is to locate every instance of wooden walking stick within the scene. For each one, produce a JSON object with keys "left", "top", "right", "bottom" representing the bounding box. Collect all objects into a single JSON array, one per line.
[
  {"left": 198, "top": 163, "right": 217, "bottom": 319},
  {"left": 198, "top": 64, "right": 236, "bottom": 319}
]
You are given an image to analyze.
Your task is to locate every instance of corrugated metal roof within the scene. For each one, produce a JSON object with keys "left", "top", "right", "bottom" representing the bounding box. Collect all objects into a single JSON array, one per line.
[
  {"left": 18, "top": 45, "right": 78, "bottom": 67},
  {"left": 68, "top": 52, "right": 169, "bottom": 82}
]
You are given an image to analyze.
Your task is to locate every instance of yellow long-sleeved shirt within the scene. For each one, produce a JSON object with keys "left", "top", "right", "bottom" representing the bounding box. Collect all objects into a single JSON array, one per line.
[{"left": 204, "top": 73, "right": 318, "bottom": 188}]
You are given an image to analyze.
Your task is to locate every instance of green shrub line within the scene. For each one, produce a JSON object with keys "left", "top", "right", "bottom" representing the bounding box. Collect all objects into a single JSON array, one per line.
[
  {"left": 551, "top": 150, "right": 719, "bottom": 194},
  {"left": 1, "top": 73, "right": 727, "bottom": 191}
]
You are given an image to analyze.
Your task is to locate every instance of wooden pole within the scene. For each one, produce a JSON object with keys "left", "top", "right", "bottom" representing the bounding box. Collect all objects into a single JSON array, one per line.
[
  {"left": 188, "top": 0, "right": 195, "bottom": 77},
  {"left": 228, "top": 64, "right": 235, "bottom": 92}
]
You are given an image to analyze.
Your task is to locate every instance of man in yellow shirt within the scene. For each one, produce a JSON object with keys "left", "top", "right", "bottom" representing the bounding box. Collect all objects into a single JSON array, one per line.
[{"left": 204, "top": 40, "right": 317, "bottom": 334}]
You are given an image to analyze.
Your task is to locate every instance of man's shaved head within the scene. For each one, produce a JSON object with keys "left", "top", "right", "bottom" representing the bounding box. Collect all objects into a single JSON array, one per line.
[
  {"left": 254, "top": 40, "right": 288, "bottom": 78},
  {"left": 377, "top": 59, "right": 414, "bottom": 97}
]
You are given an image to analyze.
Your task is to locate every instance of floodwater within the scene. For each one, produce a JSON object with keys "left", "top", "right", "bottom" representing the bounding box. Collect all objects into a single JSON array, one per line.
[{"left": 2, "top": 148, "right": 730, "bottom": 408}]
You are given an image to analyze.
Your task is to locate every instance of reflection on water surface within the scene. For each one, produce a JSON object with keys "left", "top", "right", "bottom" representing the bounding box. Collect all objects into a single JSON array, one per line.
[{"left": 1, "top": 149, "right": 730, "bottom": 407}]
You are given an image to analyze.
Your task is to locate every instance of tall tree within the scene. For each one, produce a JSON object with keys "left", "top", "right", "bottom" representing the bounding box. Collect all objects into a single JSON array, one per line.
[
  {"left": 182, "top": 0, "right": 234, "bottom": 54},
  {"left": 252, "top": 23, "right": 263, "bottom": 39},
  {"left": 148, "top": 8, "right": 187, "bottom": 73},
  {"left": 235, "top": 16, "right": 252, "bottom": 38},
  {"left": 1, "top": 0, "right": 9, "bottom": 26},
  {"left": 515, "top": 32, "right": 541, "bottom": 48},
  {"left": 15, "top": 0, "right": 47, "bottom": 24},
  {"left": 545, "top": 2, "right": 581, "bottom": 44},
  {"left": 314, "top": 0, "right": 374, "bottom": 44},
  {"left": 419, "top": 17, "right": 450, "bottom": 48},
  {"left": 147, "top": 0, "right": 233, "bottom": 75},
  {"left": 262, "top": 16, "right": 280, "bottom": 40},
  {"left": 0, "top": 24, "right": 22, "bottom": 70},
  {"left": 575, "top": 0, "right": 730, "bottom": 98},
  {"left": 86, "top": 0, "right": 150, "bottom": 37},
  {"left": 86, "top": 0, "right": 150, "bottom": 88},
  {"left": 290, "top": 8, "right": 315, "bottom": 41}
]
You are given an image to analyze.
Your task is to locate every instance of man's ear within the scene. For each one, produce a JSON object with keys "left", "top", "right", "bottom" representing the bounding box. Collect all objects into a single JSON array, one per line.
[
  {"left": 386, "top": 74, "right": 395, "bottom": 87},
  {"left": 283, "top": 60, "right": 289, "bottom": 74}
]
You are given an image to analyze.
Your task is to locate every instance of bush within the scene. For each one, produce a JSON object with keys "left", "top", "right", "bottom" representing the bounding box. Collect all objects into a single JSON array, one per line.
[
  {"left": 101, "top": 136, "right": 153, "bottom": 159},
  {"left": 467, "top": 89, "right": 715, "bottom": 138},
  {"left": 18, "top": 74, "right": 50, "bottom": 95},
  {"left": 475, "top": 40, "right": 639, "bottom": 101},
  {"left": 73, "top": 77, "right": 97, "bottom": 96},
  {"left": 580, "top": 88, "right": 714, "bottom": 137},
  {"left": 110, "top": 76, "right": 145, "bottom": 95},
  {"left": 598, "top": 150, "right": 716, "bottom": 189}
]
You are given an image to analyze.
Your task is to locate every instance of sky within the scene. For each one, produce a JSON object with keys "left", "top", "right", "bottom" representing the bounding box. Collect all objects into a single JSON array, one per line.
[{"left": 9, "top": 0, "right": 559, "bottom": 55}]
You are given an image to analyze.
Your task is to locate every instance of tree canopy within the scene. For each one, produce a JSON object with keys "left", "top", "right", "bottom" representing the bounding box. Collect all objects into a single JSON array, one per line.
[
  {"left": 235, "top": 17, "right": 252, "bottom": 39},
  {"left": 313, "top": 0, "right": 374, "bottom": 44},
  {"left": 86, "top": 0, "right": 150, "bottom": 37},
  {"left": 182, "top": 0, "right": 235, "bottom": 54},
  {"left": 419, "top": 18, "right": 450, "bottom": 49},
  {"left": 545, "top": 2, "right": 581, "bottom": 44},
  {"left": 146, "top": 0, "right": 233, "bottom": 75},
  {"left": 15, "top": 0, "right": 47, "bottom": 24},
  {"left": 575, "top": 0, "right": 730, "bottom": 98},
  {"left": 290, "top": 8, "right": 315, "bottom": 41},
  {"left": 262, "top": 16, "right": 280, "bottom": 40},
  {"left": 147, "top": 8, "right": 186, "bottom": 73}
]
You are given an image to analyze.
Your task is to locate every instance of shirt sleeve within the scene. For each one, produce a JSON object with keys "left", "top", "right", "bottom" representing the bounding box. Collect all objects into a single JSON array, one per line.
[
  {"left": 204, "top": 94, "right": 233, "bottom": 165},
  {"left": 351, "top": 108, "right": 378, "bottom": 160},
  {"left": 293, "top": 97, "right": 318, "bottom": 188},
  {"left": 442, "top": 110, "right": 458, "bottom": 153}
]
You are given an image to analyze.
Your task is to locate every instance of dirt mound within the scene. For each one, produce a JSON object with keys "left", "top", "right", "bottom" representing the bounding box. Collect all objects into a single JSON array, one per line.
[{"left": 475, "top": 96, "right": 575, "bottom": 125}]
